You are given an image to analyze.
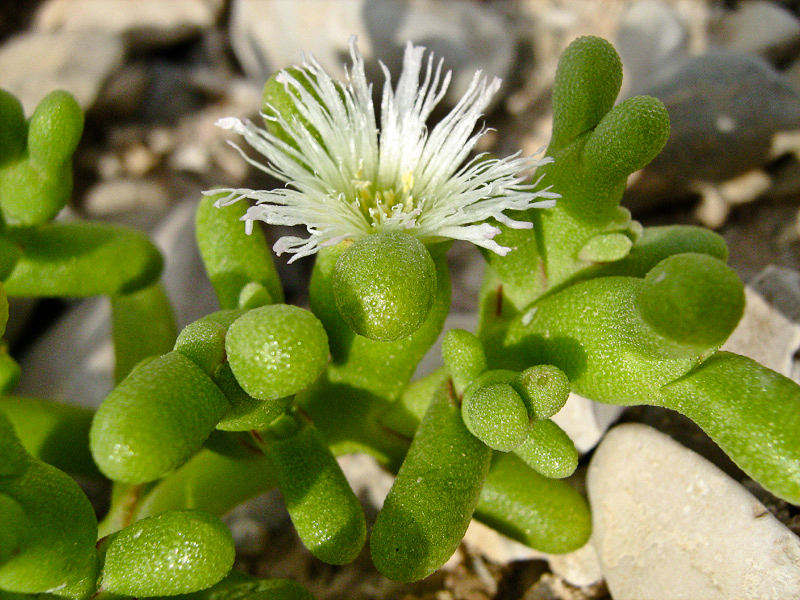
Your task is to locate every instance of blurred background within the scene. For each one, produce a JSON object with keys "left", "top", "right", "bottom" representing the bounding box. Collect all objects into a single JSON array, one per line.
[
  {"left": 2, "top": 1, "right": 800, "bottom": 598},
  {"left": 3, "top": 0, "right": 800, "bottom": 294}
]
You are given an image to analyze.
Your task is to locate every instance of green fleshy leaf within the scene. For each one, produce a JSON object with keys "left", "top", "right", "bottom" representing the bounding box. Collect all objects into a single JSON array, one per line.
[
  {"left": 261, "top": 413, "right": 366, "bottom": 565},
  {"left": 226, "top": 304, "right": 329, "bottom": 401},
  {"left": 214, "top": 363, "right": 288, "bottom": 432},
  {"left": 302, "top": 243, "right": 450, "bottom": 464},
  {"left": 174, "top": 316, "right": 230, "bottom": 377},
  {"left": 659, "top": 352, "right": 800, "bottom": 504},
  {"left": 196, "top": 194, "right": 283, "bottom": 310},
  {"left": 476, "top": 452, "right": 591, "bottom": 553},
  {"left": 584, "top": 224, "right": 729, "bottom": 280},
  {"left": 111, "top": 282, "right": 176, "bottom": 383},
  {"left": 513, "top": 364, "right": 570, "bottom": 420},
  {"left": 90, "top": 351, "right": 231, "bottom": 484},
  {"left": 0, "top": 89, "right": 26, "bottom": 166},
  {"left": 577, "top": 232, "right": 633, "bottom": 263},
  {"left": 0, "top": 413, "right": 98, "bottom": 599},
  {"left": 494, "top": 276, "right": 698, "bottom": 405},
  {"left": 0, "top": 396, "right": 99, "bottom": 479},
  {"left": 550, "top": 37, "right": 622, "bottom": 148},
  {"left": 442, "top": 329, "right": 486, "bottom": 395},
  {"left": 371, "top": 381, "right": 491, "bottom": 582},
  {"left": 584, "top": 95, "right": 670, "bottom": 185},
  {"left": 3, "top": 221, "right": 163, "bottom": 297},
  {"left": 26, "top": 91, "right": 83, "bottom": 168},
  {"left": 99, "top": 509, "right": 234, "bottom": 597},
  {"left": 635, "top": 253, "right": 744, "bottom": 351},
  {"left": 461, "top": 370, "right": 529, "bottom": 452},
  {"left": 0, "top": 349, "right": 20, "bottom": 395},
  {"left": 0, "top": 236, "right": 22, "bottom": 282},
  {"left": 0, "top": 90, "right": 83, "bottom": 226},
  {"left": 379, "top": 368, "right": 449, "bottom": 439},
  {"left": 0, "top": 493, "right": 24, "bottom": 565},
  {"left": 512, "top": 419, "right": 578, "bottom": 479}
]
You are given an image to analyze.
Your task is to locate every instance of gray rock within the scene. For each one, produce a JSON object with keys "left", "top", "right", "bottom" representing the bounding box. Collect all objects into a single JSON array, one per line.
[
  {"left": 228, "top": 0, "right": 516, "bottom": 108},
  {"left": 749, "top": 264, "right": 800, "bottom": 324},
  {"left": 615, "top": 0, "right": 690, "bottom": 93},
  {"left": 625, "top": 49, "right": 800, "bottom": 213},
  {"left": 0, "top": 30, "right": 124, "bottom": 113},
  {"left": 783, "top": 53, "right": 800, "bottom": 93},
  {"left": 91, "top": 63, "right": 152, "bottom": 121},
  {"left": 588, "top": 423, "right": 800, "bottom": 600},
  {"left": 223, "top": 488, "right": 289, "bottom": 554},
  {"left": 34, "top": 0, "right": 225, "bottom": 50},
  {"left": 710, "top": 1, "right": 800, "bottom": 66}
]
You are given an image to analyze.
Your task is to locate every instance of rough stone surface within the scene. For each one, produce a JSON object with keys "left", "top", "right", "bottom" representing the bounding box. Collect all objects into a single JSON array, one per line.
[
  {"left": 588, "top": 423, "right": 800, "bottom": 600},
  {"left": 0, "top": 29, "right": 124, "bottom": 113}
]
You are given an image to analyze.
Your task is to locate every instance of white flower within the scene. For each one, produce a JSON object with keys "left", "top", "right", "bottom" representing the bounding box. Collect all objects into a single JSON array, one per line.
[{"left": 206, "top": 37, "right": 558, "bottom": 263}]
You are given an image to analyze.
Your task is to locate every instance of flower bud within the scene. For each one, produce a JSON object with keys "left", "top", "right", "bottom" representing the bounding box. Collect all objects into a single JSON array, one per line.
[{"left": 333, "top": 232, "right": 436, "bottom": 342}]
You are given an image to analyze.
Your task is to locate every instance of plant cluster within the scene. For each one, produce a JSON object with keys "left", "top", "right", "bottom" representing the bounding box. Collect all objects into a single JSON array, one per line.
[{"left": 0, "top": 36, "right": 798, "bottom": 599}]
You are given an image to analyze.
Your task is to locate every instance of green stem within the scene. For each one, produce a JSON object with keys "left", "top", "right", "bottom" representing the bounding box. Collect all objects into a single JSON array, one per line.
[
  {"left": 300, "top": 242, "right": 451, "bottom": 468},
  {"left": 110, "top": 283, "right": 176, "bottom": 383},
  {"left": 129, "top": 448, "right": 276, "bottom": 522},
  {"left": 657, "top": 351, "right": 800, "bottom": 504},
  {"left": 97, "top": 483, "right": 147, "bottom": 539}
]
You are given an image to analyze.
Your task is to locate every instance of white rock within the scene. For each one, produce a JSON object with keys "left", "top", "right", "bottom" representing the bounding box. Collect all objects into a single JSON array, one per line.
[
  {"left": 229, "top": 0, "right": 368, "bottom": 83},
  {"left": 228, "top": 0, "right": 515, "bottom": 107},
  {"left": 551, "top": 392, "right": 625, "bottom": 455},
  {"left": 35, "top": 0, "right": 225, "bottom": 49},
  {"left": 546, "top": 541, "right": 604, "bottom": 588},
  {"left": 459, "top": 518, "right": 540, "bottom": 565},
  {"left": 337, "top": 452, "right": 394, "bottom": 512},
  {"left": 0, "top": 30, "right": 123, "bottom": 113},
  {"left": 588, "top": 423, "right": 800, "bottom": 600}
]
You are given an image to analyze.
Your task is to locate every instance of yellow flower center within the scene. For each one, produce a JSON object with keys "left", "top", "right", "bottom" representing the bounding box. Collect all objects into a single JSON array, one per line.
[{"left": 352, "top": 169, "right": 417, "bottom": 229}]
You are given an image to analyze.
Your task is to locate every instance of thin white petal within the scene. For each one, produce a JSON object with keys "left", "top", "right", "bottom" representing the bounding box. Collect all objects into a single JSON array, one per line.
[{"left": 206, "top": 39, "right": 559, "bottom": 261}]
